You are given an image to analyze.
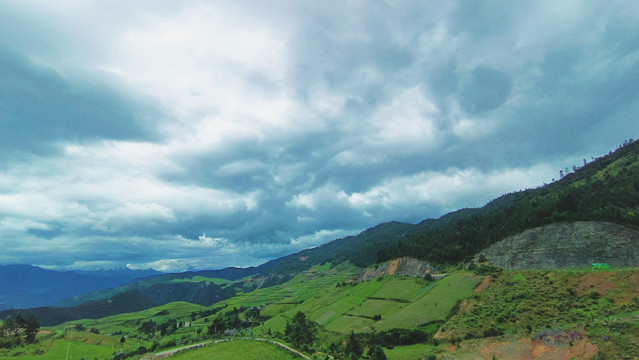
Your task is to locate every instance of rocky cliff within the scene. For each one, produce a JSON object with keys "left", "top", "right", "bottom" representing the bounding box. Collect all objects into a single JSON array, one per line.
[
  {"left": 479, "top": 221, "right": 639, "bottom": 270},
  {"left": 359, "top": 257, "right": 432, "bottom": 281}
]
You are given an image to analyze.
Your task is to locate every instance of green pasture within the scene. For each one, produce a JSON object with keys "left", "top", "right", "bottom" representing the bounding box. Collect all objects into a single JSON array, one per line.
[
  {"left": 0, "top": 336, "right": 127, "bottom": 360},
  {"left": 253, "top": 272, "right": 480, "bottom": 335},
  {"left": 385, "top": 343, "right": 437, "bottom": 360},
  {"left": 169, "top": 339, "right": 301, "bottom": 360},
  {"left": 64, "top": 301, "right": 205, "bottom": 335}
]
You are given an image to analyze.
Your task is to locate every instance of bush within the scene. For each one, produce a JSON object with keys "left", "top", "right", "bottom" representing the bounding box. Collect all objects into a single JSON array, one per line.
[{"left": 482, "top": 327, "right": 504, "bottom": 338}]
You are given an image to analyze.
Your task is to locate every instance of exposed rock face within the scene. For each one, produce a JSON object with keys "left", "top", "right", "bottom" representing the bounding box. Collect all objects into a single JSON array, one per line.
[
  {"left": 359, "top": 257, "right": 432, "bottom": 281},
  {"left": 480, "top": 222, "right": 639, "bottom": 270}
]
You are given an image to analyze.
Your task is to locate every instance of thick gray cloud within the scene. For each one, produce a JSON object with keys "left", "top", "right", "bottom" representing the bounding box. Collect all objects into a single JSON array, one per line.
[
  {"left": 458, "top": 67, "right": 512, "bottom": 114},
  {"left": 0, "top": 1, "right": 638, "bottom": 272},
  {"left": 0, "top": 45, "right": 158, "bottom": 155}
]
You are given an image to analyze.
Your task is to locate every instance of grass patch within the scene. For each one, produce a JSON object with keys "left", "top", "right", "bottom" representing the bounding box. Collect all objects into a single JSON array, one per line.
[
  {"left": 385, "top": 343, "right": 436, "bottom": 360},
  {"left": 169, "top": 339, "right": 301, "bottom": 360}
]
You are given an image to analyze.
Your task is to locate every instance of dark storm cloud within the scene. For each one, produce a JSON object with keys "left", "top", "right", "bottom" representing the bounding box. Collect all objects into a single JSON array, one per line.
[
  {"left": 0, "top": 45, "right": 157, "bottom": 154},
  {"left": 458, "top": 67, "right": 512, "bottom": 114}
]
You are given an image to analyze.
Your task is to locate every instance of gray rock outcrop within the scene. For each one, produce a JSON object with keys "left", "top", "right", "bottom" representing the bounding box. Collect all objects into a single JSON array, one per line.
[
  {"left": 479, "top": 221, "right": 639, "bottom": 270},
  {"left": 359, "top": 257, "right": 432, "bottom": 281}
]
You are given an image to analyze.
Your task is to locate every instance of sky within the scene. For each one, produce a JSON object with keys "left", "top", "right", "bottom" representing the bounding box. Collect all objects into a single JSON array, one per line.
[{"left": 1, "top": 1, "right": 638, "bottom": 272}]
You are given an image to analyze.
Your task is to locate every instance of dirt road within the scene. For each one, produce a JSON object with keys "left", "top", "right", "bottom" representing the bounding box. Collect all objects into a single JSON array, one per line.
[{"left": 143, "top": 338, "right": 310, "bottom": 359}]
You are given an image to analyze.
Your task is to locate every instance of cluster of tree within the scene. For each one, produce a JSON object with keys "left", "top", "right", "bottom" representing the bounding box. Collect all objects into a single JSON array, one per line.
[
  {"left": 328, "top": 331, "right": 387, "bottom": 360},
  {"left": 135, "top": 316, "right": 190, "bottom": 338},
  {"left": 336, "top": 280, "right": 359, "bottom": 288},
  {"left": 189, "top": 304, "right": 227, "bottom": 321},
  {"left": 138, "top": 319, "right": 157, "bottom": 335},
  {"left": 372, "top": 328, "right": 430, "bottom": 347},
  {"left": 207, "top": 306, "right": 268, "bottom": 337},
  {"left": 0, "top": 314, "right": 40, "bottom": 348},
  {"left": 284, "top": 311, "right": 317, "bottom": 351}
]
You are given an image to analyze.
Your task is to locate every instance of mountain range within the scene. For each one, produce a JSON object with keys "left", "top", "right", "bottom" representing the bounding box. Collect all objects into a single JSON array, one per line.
[{"left": 0, "top": 265, "right": 159, "bottom": 310}]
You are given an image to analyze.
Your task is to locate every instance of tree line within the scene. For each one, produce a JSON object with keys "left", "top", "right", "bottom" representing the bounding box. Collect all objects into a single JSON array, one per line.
[{"left": 0, "top": 314, "right": 40, "bottom": 349}]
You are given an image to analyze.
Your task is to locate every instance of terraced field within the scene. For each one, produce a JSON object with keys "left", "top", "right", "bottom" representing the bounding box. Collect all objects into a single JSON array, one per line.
[{"left": 252, "top": 270, "right": 481, "bottom": 335}]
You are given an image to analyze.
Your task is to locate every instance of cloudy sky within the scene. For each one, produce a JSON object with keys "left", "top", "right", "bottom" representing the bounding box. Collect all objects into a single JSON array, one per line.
[{"left": 1, "top": 1, "right": 638, "bottom": 272}]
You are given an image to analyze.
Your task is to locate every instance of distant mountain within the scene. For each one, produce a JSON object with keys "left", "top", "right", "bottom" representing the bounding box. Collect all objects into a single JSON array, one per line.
[
  {"left": 0, "top": 289, "right": 157, "bottom": 326},
  {"left": 0, "top": 265, "right": 160, "bottom": 310},
  {"left": 0, "top": 260, "right": 284, "bottom": 326},
  {"left": 54, "top": 258, "right": 282, "bottom": 308},
  {"left": 72, "top": 267, "right": 160, "bottom": 282}
]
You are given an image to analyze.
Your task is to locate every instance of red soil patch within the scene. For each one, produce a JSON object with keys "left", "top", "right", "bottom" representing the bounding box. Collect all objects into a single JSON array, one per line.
[
  {"left": 387, "top": 259, "right": 399, "bottom": 275},
  {"left": 474, "top": 276, "right": 492, "bottom": 293},
  {"left": 459, "top": 298, "right": 478, "bottom": 314},
  {"left": 454, "top": 335, "right": 598, "bottom": 360},
  {"left": 574, "top": 270, "right": 639, "bottom": 304},
  {"left": 575, "top": 272, "right": 616, "bottom": 295}
]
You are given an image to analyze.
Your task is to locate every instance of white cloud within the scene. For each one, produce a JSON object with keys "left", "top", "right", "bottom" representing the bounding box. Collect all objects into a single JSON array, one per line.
[
  {"left": 349, "top": 164, "right": 558, "bottom": 213},
  {"left": 369, "top": 86, "right": 440, "bottom": 148},
  {"left": 0, "top": 218, "right": 51, "bottom": 232}
]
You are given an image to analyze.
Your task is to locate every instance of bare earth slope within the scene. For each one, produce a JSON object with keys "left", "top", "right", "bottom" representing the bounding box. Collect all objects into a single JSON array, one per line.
[
  {"left": 358, "top": 256, "right": 432, "bottom": 281},
  {"left": 479, "top": 221, "right": 639, "bottom": 270}
]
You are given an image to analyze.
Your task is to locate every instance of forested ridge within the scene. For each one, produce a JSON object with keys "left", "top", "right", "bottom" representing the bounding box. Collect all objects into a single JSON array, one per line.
[{"left": 269, "top": 138, "right": 639, "bottom": 272}]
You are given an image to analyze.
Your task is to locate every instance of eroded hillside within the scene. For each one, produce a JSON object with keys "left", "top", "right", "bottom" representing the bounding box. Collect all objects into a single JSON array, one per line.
[{"left": 479, "top": 221, "right": 639, "bottom": 270}]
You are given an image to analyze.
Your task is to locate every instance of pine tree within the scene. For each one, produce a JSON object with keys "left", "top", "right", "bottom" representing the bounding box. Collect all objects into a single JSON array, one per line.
[
  {"left": 284, "top": 311, "right": 316, "bottom": 350},
  {"left": 24, "top": 315, "right": 39, "bottom": 344},
  {"left": 345, "top": 331, "right": 363, "bottom": 359},
  {"left": 368, "top": 345, "right": 387, "bottom": 360}
]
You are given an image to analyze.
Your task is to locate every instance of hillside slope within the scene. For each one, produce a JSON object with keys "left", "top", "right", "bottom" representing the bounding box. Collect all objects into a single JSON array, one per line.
[
  {"left": 265, "top": 138, "right": 639, "bottom": 274},
  {"left": 479, "top": 221, "right": 639, "bottom": 270}
]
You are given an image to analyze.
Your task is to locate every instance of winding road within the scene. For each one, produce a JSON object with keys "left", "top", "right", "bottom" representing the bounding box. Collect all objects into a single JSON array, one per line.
[{"left": 143, "top": 337, "right": 310, "bottom": 359}]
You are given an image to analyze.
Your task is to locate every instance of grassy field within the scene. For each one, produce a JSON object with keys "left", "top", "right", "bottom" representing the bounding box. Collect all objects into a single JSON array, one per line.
[
  {"left": 384, "top": 343, "right": 437, "bottom": 360},
  {"left": 0, "top": 336, "right": 124, "bottom": 360},
  {"left": 251, "top": 271, "right": 481, "bottom": 336},
  {"left": 63, "top": 301, "right": 205, "bottom": 336},
  {"left": 168, "top": 339, "right": 301, "bottom": 360}
]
